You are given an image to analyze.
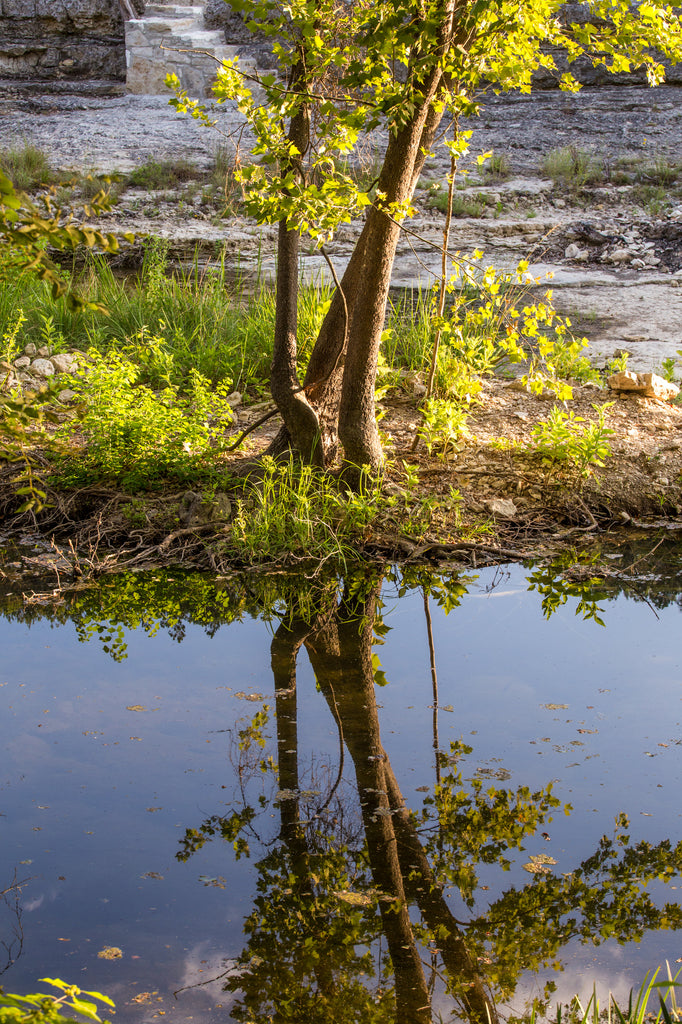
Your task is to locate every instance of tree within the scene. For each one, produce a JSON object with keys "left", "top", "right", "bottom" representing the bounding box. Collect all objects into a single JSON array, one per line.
[{"left": 171, "top": 0, "right": 682, "bottom": 486}]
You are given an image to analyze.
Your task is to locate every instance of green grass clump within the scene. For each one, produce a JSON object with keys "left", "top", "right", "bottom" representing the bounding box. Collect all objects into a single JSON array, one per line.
[
  {"left": 427, "top": 188, "right": 496, "bottom": 217},
  {"left": 542, "top": 146, "right": 603, "bottom": 188},
  {"left": 228, "top": 457, "right": 392, "bottom": 566},
  {"left": 483, "top": 152, "right": 511, "bottom": 181},
  {"left": 0, "top": 142, "right": 54, "bottom": 190},
  {"left": 127, "top": 157, "right": 199, "bottom": 190}
]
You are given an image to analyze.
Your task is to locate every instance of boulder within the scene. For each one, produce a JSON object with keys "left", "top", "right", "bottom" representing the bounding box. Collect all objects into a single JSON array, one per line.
[{"left": 608, "top": 370, "right": 679, "bottom": 402}]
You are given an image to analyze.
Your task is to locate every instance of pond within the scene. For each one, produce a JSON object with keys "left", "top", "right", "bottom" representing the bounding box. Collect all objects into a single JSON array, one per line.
[{"left": 1, "top": 545, "right": 682, "bottom": 1024}]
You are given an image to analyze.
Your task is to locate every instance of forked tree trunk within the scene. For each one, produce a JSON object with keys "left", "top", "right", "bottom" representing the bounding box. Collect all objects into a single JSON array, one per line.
[{"left": 268, "top": 82, "right": 450, "bottom": 482}]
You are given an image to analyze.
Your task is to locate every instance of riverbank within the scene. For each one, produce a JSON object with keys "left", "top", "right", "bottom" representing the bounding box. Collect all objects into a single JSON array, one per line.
[{"left": 1, "top": 372, "right": 681, "bottom": 586}]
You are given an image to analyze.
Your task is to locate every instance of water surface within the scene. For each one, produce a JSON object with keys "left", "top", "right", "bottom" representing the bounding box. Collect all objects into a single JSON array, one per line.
[{"left": 1, "top": 552, "right": 682, "bottom": 1023}]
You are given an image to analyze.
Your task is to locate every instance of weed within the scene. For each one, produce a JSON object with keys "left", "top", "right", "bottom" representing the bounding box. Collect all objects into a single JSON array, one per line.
[
  {"left": 542, "top": 146, "right": 603, "bottom": 189},
  {"left": 0, "top": 142, "right": 53, "bottom": 190},
  {"left": 228, "top": 457, "right": 391, "bottom": 565},
  {"left": 632, "top": 183, "right": 671, "bottom": 216},
  {"left": 528, "top": 402, "right": 614, "bottom": 478},
  {"left": 127, "top": 157, "right": 199, "bottom": 190},
  {"left": 55, "top": 345, "right": 235, "bottom": 490},
  {"left": 659, "top": 350, "right": 682, "bottom": 382},
  {"left": 482, "top": 152, "right": 511, "bottom": 181},
  {"left": 418, "top": 397, "right": 470, "bottom": 459}
]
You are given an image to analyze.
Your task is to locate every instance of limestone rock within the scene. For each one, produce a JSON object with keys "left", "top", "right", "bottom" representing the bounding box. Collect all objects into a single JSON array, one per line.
[
  {"left": 487, "top": 497, "right": 518, "bottom": 518},
  {"left": 13, "top": 356, "right": 31, "bottom": 369},
  {"left": 30, "top": 357, "right": 55, "bottom": 377},
  {"left": 50, "top": 352, "right": 76, "bottom": 373},
  {"left": 608, "top": 370, "right": 679, "bottom": 402}
]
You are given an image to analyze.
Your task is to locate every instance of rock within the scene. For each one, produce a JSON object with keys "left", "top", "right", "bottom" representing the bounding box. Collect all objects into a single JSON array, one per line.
[
  {"left": 565, "top": 243, "right": 588, "bottom": 261},
  {"left": 50, "top": 353, "right": 76, "bottom": 374},
  {"left": 225, "top": 391, "right": 242, "bottom": 408},
  {"left": 30, "top": 358, "right": 55, "bottom": 378},
  {"left": 487, "top": 497, "right": 518, "bottom": 518},
  {"left": 37, "top": 345, "right": 52, "bottom": 357},
  {"left": 608, "top": 249, "right": 633, "bottom": 265},
  {"left": 209, "top": 492, "right": 232, "bottom": 521},
  {"left": 631, "top": 258, "right": 645, "bottom": 269},
  {"left": 608, "top": 370, "right": 679, "bottom": 402},
  {"left": 57, "top": 389, "right": 77, "bottom": 403},
  {"left": 23, "top": 343, "right": 37, "bottom": 357},
  {"left": 13, "top": 356, "right": 31, "bottom": 369}
]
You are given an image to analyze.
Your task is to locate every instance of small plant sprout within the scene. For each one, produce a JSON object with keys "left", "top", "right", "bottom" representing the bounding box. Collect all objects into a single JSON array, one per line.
[{"left": 529, "top": 402, "right": 615, "bottom": 478}]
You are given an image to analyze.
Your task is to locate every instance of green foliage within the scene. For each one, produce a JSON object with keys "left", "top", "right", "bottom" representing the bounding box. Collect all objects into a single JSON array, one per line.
[
  {"left": 529, "top": 402, "right": 615, "bottom": 478},
  {"left": 0, "top": 978, "right": 114, "bottom": 1024},
  {"left": 228, "top": 457, "right": 392, "bottom": 565},
  {"left": 0, "top": 383, "right": 65, "bottom": 511},
  {"left": 418, "top": 396, "right": 470, "bottom": 458},
  {"left": 56, "top": 344, "right": 234, "bottom": 489},
  {"left": 0, "top": 167, "right": 127, "bottom": 305}
]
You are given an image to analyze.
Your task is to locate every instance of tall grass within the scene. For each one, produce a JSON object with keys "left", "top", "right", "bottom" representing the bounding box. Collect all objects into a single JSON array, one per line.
[{"left": 0, "top": 243, "right": 332, "bottom": 395}]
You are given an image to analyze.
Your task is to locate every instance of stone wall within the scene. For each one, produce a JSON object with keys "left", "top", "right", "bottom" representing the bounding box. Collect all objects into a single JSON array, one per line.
[{"left": 0, "top": 0, "right": 127, "bottom": 83}]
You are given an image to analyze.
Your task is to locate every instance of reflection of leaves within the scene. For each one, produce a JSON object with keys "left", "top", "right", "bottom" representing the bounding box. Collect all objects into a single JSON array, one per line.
[{"left": 176, "top": 807, "right": 256, "bottom": 862}]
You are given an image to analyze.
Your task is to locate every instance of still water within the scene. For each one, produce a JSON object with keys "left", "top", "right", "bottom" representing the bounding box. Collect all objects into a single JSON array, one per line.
[{"left": 1, "top": 551, "right": 682, "bottom": 1023}]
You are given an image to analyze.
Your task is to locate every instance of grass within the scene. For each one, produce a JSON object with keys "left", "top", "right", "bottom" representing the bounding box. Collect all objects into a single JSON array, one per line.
[
  {"left": 127, "top": 157, "right": 200, "bottom": 190},
  {"left": 0, "top": 142, "right": 54, "bottom": 190},
  {"left": 534, "top": 964, "right": 682, "bottom": 1024},
  {"left": 427, "top": 188, "right": 498, "bottom": 217},
  {"left": 542, "top": 146, "right": 605, "bottom": 188}
]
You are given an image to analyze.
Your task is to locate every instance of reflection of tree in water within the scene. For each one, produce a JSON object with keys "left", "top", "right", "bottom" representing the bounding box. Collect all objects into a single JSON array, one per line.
[
  {"left": 0, "top": 874, "right": 28, "bottom": 978},
  {"left": 177, "top": 572, "right": 682, "bottom": 1024}
]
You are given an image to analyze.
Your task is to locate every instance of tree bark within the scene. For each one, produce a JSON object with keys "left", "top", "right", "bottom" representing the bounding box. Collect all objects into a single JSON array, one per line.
[{"left": 268, "top": 71, "right": 325, "bottom": 466}]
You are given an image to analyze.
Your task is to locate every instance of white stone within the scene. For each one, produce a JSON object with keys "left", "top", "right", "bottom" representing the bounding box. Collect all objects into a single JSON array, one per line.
[
  {"left": 30, "top": 358, "right": 55, "bottom": 377},
  {"left": 487, "top": 497, "right": 518, "bottom": 518},
  {"left": 50, "top": 352, "right": 76, "bottom": 373},
  {"left": 13, "top": 355, "right": 31, "bottom": 369},
  {"left": 609, "top": 249, "right": 633, "bottom": 264},
  {"left": 608, "top": 370, "right": 679, "bottom": 402}
]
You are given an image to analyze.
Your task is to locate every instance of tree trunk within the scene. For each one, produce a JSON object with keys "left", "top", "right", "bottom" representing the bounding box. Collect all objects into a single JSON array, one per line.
[{"left": 268, "top": 74, "right": 325, "bottom": 466}]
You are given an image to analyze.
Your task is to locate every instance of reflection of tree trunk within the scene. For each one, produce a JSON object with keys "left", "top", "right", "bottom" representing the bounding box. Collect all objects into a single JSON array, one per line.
[
  {"left": 305, "top": 581, "right": 496, "bottom": 1024},
  {"left": 270, "top": 619, "right": 336, "bottom": 998},
  {"left": 305, "top": 587, "right": 432, "bottom": 1024},
  {"left": 384, "top": 762, "right": 498, "bottom": 1024}
]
